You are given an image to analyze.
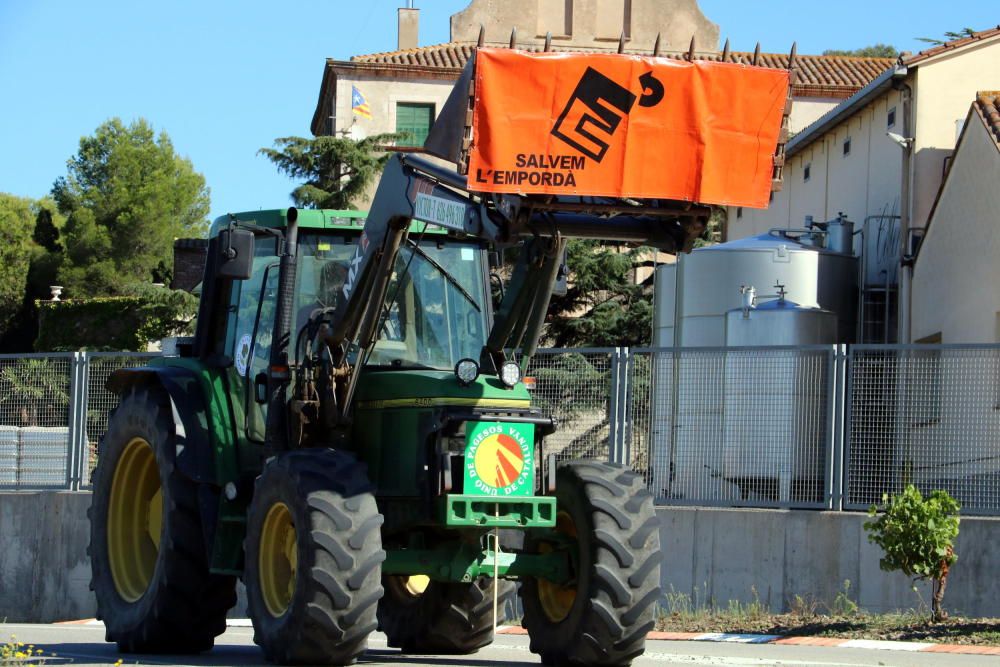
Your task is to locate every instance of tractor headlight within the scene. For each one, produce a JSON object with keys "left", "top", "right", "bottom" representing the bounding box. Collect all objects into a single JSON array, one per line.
[
  {"left": 454, "top": 358, "right": 480, "bottom": 386},
  {"left": 500, "top": 361, "right": 522, "bottom": 388}
]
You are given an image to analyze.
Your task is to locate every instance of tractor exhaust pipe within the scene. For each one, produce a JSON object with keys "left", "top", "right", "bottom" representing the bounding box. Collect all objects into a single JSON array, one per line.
[{"left": 264, "top": 206, "right": 299, "bottom": 452}]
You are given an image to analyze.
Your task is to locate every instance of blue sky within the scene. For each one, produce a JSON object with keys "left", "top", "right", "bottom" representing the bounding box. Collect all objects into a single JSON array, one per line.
[{"left": 0, "top": 1, "right": 996, "bottom": 223}]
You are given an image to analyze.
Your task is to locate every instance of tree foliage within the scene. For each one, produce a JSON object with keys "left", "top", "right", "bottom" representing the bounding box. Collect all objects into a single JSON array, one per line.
[
  {"left": 259, "top": 134, "right": 400, "bottom": 210},
  {"left": 864, "top": 485, "right": 960, "bottom": 621},
  {"left": 916, "top": 28, "right": 977, "bottom": 46},
  {"left": 0, "top": 194, "right": 36, "bottom": 336},
  {"left": 52, "top": 118, "right": 210, "bottom": 297},
  {"left": 822, "top": 44, "right": 899, "bottom": 58},
  {"left": 545, "top": 240, "right": 652, "bottom": 348}
]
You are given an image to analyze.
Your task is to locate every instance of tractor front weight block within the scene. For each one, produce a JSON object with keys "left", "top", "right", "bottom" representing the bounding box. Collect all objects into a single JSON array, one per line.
[{"left": 440, "top": 493, "right": 556, "bottom": 528}]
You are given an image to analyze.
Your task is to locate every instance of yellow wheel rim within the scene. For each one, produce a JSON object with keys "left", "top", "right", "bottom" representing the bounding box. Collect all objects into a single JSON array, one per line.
[
  {"left": 107, "top": 437, "right": 162, "bottom": 603},
  {"left": 260, "top": 502, "right": 297, "bottom": 617},
  {"left": 537, "top": 511, "right": 578, "bottom": 623}
]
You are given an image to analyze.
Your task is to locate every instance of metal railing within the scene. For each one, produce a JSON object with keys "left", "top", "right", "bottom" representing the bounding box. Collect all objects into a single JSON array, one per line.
[
  {"left": 532, "top": 346, "right": 840, "bottom": 510},
  {"left": 845, "top": 345, "right": 1000, "bottom": 515},
  {"left": 3, "top": 344, "right": 999, "bottom": 516},
  {"left": 0, "top": 352, "right": 156, "bottom": 491}
]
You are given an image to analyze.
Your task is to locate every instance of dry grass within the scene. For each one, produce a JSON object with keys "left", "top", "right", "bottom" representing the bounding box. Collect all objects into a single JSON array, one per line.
[{"left": 655, "top": 584, "right": 1000, "bottom": 646}]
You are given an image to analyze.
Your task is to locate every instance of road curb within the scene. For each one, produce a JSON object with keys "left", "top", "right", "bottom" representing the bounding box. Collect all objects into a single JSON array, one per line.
[
  {"left": 55, "top": 620, "right": 1000, "bottom": 656},
  {"left": 494, "top": 626, "right": 1000, "bottom": 655}
]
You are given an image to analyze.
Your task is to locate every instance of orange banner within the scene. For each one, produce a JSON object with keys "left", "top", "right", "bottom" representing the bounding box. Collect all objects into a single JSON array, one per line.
[{"left": 468, "top": 48, "right": 789, "bottom": 209}]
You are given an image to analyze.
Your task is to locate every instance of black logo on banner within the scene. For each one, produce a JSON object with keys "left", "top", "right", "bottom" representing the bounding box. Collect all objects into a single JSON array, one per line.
[{"left": 551, "top": 67, "right": 664, "bottom": 163}]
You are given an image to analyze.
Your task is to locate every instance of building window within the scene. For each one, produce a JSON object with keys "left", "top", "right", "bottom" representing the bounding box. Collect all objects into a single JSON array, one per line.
[
  {"left": 395, "top": 103, "right": 435, "bottom": 146},
  {"left": 843, "top": 137, "right": 851, "bottom": 156},
  {"left": 887, "top": 107, "right": 896, "bottom": 128},
  {"left": 803, "top": 163, "right": 811, "bottom": 182},
  {"left": 736, "top": 207, "right": 743, "bottom": 219}
]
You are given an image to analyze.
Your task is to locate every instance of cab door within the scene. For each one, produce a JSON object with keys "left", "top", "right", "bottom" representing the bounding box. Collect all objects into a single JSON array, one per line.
[{"left": 222, "top": 236, "right": 280, "bottom": 446}]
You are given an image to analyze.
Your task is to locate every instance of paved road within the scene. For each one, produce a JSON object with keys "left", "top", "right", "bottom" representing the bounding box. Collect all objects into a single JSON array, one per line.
[{"left": 1, "top": 623, "right": 993, "bottom": 666}]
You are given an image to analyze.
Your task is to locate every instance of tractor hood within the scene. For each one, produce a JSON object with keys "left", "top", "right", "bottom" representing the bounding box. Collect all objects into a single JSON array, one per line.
[{"left": 354, "top": 369, "right": 530, "bottom": 410}]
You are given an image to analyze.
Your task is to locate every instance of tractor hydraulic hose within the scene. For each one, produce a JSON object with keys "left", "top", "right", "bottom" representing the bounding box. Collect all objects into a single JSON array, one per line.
[
  {"left": 519, "top": 237, "right": 568, "bottom": 365},
  {"left": 264, "top": 207, "right": 299, "bottom": 453}
]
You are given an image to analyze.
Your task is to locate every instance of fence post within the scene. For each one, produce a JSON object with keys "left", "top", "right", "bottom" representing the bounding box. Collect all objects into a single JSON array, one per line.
[
  {"left": 825, "top": 345, "right": 844, "bottom": 511},
  {"left": 832, "top": 345, "right": 851, "bottom": 512},
  {"left": 66, "top": 352, "right": 83, "bottom": 491},
  {"left": 618, "top": 347, "right": 632, "bottom": 466},
  {"left": 607, "top": 348, "right": 621, "bottom": 464}
]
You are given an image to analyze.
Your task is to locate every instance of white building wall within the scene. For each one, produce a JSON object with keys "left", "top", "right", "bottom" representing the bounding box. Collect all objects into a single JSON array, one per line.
[
  {"left": 726, "top": 89, "right": 904, "bottom": 243},
  {"left": 910, "top": 40, "right": 1000, "bottom": 231},
  {"left": 788, "top": 97, "right": 841, "bottom": 134},
  {"left": 911, "top": 118, "right": 1000, "bottom": 343},
  {"left": 333, "top": 75, "right": 453, "bottom": 142}
]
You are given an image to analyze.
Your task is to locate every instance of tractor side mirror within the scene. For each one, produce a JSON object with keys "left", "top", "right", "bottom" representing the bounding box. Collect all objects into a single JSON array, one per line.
[{"left": 217, "top": 228, "right": 255, "bottom": 280}]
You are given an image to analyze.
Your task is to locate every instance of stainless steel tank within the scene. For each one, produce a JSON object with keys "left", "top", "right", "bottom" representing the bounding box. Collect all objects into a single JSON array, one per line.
[
  {"left": 720, "top": 298, "right": 836, "bottom": 503},
  {"left": 725, "top": 298, "right": 838, "bottom": 346},
  {"left": 654, "top": 231, "right": 859, "bottom": 346}
]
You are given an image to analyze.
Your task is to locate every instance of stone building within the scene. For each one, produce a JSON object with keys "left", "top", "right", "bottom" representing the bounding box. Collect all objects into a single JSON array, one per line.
[{"left": 311, "top": 0, "right": 893, "bottom": 167}]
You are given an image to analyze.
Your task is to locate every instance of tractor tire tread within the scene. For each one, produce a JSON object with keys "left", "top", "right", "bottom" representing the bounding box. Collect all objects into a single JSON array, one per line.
[
  {"left": 89, "top": 385, "right": 237, "bottom": 654},
  {"left": 521, "top": 459, "right": 661, "bottom": 666}
]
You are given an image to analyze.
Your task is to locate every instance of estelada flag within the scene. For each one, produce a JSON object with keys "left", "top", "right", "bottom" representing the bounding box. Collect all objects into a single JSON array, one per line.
[
  {"left": 467, "top": 48, "right": 789, "bottom": 209},
  {"left": 352, "top": 86, "right": 372, "bottom": 119}
]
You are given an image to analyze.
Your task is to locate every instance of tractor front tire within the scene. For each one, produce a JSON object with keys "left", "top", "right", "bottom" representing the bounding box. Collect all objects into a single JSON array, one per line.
[
  {"left": 88, "top": 385, "right": 237, "bottom": 653},
  {"left": 245, "top": 449, "right": 385, "bottom": 665},
  {"left": 520, "top": 460, "right": 661, "bottom": 666},
  {"left": 378, "top": 574, "right": 514, "bottom": 654}
]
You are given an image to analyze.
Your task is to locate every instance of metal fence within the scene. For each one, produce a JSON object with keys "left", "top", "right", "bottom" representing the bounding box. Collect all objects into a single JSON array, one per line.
[
  {"left": 4, "top": 344, "right": 999, "bottom": 516},
  {"left": 531, "top": 346, "right": 841, "bottom": 510},
  {"left": 845, "top": 345, "right": 1000, "bottom": 515},
  {"left": 0, "top": 352, "right": 156, "bottom": 491}
]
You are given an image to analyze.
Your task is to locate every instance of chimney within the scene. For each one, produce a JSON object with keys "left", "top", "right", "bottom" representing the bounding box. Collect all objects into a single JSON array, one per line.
[{"left": 398, "top": 3, "right": 419, "bottom": 51}]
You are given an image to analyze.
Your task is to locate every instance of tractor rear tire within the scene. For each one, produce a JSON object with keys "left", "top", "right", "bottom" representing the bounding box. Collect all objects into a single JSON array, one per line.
[
  {"left": 520, "top": 460, "right": 661, "bottom": 666},
  {"left": 88, "top": 385, "right": 237, "bottom": 653},
  {"left": 378, "top": 574, "right": 514, "bottom": 654},
  {"left": 245, "top": 449, "right": 385, "bottom": 665}
]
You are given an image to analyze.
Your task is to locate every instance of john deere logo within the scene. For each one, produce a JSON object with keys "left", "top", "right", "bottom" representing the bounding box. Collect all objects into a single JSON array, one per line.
[{"left": 464, "top": 422, "right": 535, "bottom": 497}]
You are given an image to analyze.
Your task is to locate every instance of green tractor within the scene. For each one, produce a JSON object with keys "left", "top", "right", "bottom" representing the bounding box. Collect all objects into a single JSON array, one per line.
[{"left": 89, "top": 45, "right": 790, "bottom": 666}]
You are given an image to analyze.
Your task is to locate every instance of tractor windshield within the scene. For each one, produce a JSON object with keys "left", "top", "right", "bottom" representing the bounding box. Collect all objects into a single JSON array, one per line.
[
  {"left": 368, "top": 239, "right": 488, "bottom": 370},
  {"left": 295, "top": 233, "right": 488, "bottom": 371}
]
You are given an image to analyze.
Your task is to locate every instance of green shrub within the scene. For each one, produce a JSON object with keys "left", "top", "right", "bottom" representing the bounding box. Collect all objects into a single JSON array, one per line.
[
  {"left": 864, "top": 484, "right": 960, "bottom": 621},
  {"left": 35, "top": 286, "right": 196, "bottom": 351}
]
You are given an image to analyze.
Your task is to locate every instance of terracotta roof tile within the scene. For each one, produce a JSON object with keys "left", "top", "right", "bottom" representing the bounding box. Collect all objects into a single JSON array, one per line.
[
  {"left": 903, "top": 25, "right": 1000, "bottom": 65},
  {"left": 975, "top": 91, "right": 1000, "bottom": 146},
  {"left": 351, "top": 42, "right": 894, "bottom": 92}
]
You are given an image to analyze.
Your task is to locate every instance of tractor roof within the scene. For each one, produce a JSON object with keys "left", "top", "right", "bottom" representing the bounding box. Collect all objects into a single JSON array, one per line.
[{"left": 209, "top": 208, "right": 448, "bottom": 238}]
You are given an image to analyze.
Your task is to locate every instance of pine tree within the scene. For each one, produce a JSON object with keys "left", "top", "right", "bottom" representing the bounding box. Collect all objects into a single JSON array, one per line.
[{"left": 259, "top": 134, "right": 400, "bottom": 210}]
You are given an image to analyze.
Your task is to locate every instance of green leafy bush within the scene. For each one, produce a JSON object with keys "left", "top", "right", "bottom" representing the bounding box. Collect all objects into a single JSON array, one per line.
[
  {"left": 35, "top": 287, "right": 197, "bottom": 351},
  {"left": 864, "top": 484, "right": 960, "bottom": 621}
]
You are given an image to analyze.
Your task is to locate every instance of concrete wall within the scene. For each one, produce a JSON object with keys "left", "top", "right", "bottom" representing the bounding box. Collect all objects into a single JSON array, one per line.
[
  {"left": 912, "top": 111, "right": 1000, "bottom": 344},
  {"left": 5, "top": 492, "right": 1000, "bottom": 622},
  {"left": 658, "top": 507, "right": 1000, "bottom": 617},
  {"left": 0, "top": 492, "right": 94, "bottom": 623}
]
